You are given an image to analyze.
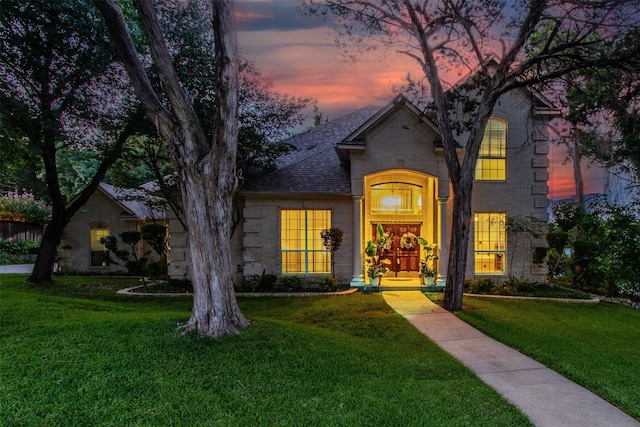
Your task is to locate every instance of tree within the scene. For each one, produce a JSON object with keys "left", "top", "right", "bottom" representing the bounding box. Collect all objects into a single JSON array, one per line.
[
  {"left": 95, "top": 0, "right": 250, "bottom": 337},
  {"left": 565, "top": 68, "right": 640, "bottom": 193},
  {"left": 110, "top": 0, "right": 311, "bottom": 234},
  {"left": 305, "top": 0, "right": 640, "bottom": 311},
  {"left": 320, "top": 227, "right": 344, "bottom": 278},
  {"left": 101, "top": 222, "right": 168, "bottom": 285},
  {"left": 0, "top": 1, "right": 139, "bottom": 283}
]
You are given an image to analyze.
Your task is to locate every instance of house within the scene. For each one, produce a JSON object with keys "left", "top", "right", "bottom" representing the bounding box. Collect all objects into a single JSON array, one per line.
[
  {"left": 58, "top": 182, "right": 166, "bottom": 273},
  {"left": 167, "top": 91, "right": 555, "bottom": 288}
]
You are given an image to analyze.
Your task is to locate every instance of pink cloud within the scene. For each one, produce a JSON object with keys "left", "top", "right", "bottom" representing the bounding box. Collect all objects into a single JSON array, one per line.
[{"left": 238, "top": 27, "right": 606, "bottom": 200}]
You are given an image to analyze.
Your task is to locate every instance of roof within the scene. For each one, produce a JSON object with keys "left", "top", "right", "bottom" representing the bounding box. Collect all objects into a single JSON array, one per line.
[
  {"left": 98, "top": 182, "right": 165, "bottom": 220},
  {"left": 335, "top": 94, "right": 444, "bottom": 162},
  {"left": 242, "top": 104, "right": 381, "bottom": 195}
]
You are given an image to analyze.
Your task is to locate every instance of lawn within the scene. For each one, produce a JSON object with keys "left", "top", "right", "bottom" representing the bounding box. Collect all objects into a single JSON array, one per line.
[
  {"left": 0, "top": 275, "right": 531, "bottom": 427},
  {"left": 454, "top": 296, "right": 640, "bottom": 421}
]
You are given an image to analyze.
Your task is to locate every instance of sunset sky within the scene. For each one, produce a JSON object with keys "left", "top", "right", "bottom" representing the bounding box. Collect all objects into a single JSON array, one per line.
[{"left": 234, "top": 0, "right": 607, "bottom": 200}]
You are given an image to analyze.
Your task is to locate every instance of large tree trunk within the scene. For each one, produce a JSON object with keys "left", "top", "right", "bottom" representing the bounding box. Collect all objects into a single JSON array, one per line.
[
  {"left": 442, "top": 186, "right": 473, "bottom": 311},
  {"left": 28, "top": 217, "right": 64, "bottom": 283},
  {"left": 95, "top": 0, "right": 249, "bottom": 337},
  {"left": 181, "top": 169, "right": 249, "bottom": 336}
]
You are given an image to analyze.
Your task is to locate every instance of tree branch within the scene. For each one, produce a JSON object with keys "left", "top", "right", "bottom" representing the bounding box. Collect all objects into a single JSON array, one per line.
[{"left": 93, "top": 0, "right": 173, "bottom": 138}]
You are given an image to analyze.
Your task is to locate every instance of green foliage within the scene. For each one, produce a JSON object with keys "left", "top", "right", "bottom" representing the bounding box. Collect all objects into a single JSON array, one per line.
[
  {"left": 0, "top": 239, "right": 39, "bottom": 255},
  {"left": 320, "top": 227, "right": 344, "bottom": 278},
  {"left": 318, "top": 276, "right": 338, "bottom": 292},
  {"left": 245, "top": 269, "right": 278, "bottom": 292},
  {"left": 464, "top": 277, "right": 591, "bottom": 299},
  {"left": 365, "top": 224, "right": 393, "bottom": 279},
  {"left": 0, "top": 239, "right": 39, "bottom": 265},
  {"left": 320, "top": 227, "right": 344, "bottom": 253},
  {"left": 549, "top": 200, "right": 640, "bottom": 301},
  {"left": 100, "top": 223, "right": 168, "bottom": 281},
  {"left": 280, "top": 275, "right": 302, "bottom": 292},
  {"left": 418, "top": 237, "right": 437, "bottom": 277},
  {"left": 141, "top": 223, "right": 168, "bottom": 255},
  {"left": 464, "top": 277, "right": 495, "bottom": 294},
  {"left": 0, "top": 192, "right": 51, "bottom": 225}
]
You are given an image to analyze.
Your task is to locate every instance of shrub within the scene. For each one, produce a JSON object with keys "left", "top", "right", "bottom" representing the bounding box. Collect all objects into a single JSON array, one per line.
[
  {"left": 550, "top": 201, "right": 640, "bottom": 297},
  {"left": 0, "top": 239, "right": 39, "bottom": 265},
  {"left": 0, "top": 191, "right": 51, "bottom": 225},
  {"left": 464, "top": 277, "right": 494, "bottom": 294},
  {"left": 246, "top": 269, "right": 277, "bottom": 291},
  {"left": 464, "top": 276, "right": 590, "bottom": 299},
  {"left": 318, "top": 276, "right": 337, "bottom": 292},
  {"left": 100, "top": 224, "right": 168, "bottom": 283},
  {"left": 280, "top": 275, "right": 302, "bottom": 292},
  {"left": 0, "top": 239, "right": 39, "bottom": 255},
  {"left": 166, "top": 278, "right": 193, "bottom": 293}
]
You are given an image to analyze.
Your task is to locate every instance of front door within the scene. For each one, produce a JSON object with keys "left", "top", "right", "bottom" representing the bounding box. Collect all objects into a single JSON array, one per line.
[{"left": 373, "top": 224, "right": 421, "bottom": 276}]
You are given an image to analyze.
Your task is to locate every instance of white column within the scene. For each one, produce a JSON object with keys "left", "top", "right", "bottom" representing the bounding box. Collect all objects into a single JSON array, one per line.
[
  {"left": 437, "top": 197, "right": 448, "bottom": 286},
  {"left": 350, "top": 196, "right": 365, "bottom": 287}
]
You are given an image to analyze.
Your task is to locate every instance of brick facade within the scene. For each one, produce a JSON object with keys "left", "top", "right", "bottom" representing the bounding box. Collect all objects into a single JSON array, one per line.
[{"left": 168, "top": 91, "right": 554, "bottom": 285}]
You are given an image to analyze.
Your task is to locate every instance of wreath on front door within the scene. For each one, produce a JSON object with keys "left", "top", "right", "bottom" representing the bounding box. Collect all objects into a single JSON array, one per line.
[{"left": 400, "top": 232, "right": 418, "bottom": 250}]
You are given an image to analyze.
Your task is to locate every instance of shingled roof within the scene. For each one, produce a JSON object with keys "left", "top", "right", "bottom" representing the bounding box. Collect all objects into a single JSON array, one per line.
[
  {"left": 98, "top": 182, "right": 165, "bottom": 220},
  {"left": 242, "top": 105, "right": 381, "bottom": 195}
]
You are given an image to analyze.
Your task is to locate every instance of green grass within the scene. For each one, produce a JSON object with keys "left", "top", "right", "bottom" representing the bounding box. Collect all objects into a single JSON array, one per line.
[
  {"left": 0, "top": 275, "right": 531, "bottom": 426},
  {"left": 454, "top": 296, "right": 640, "bottom": 420}
]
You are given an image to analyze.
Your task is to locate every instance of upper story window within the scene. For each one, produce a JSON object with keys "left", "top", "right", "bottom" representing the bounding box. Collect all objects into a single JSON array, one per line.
[
  {"left": 370, "top": 183, "right": 422, "bottom": 215},
  {"left": 476, "top": 118, "right": 507, "bottom": 181}
]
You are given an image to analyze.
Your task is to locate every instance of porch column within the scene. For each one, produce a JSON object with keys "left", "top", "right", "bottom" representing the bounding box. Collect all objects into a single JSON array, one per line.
[
  {"left": 437, "top": 197, "right": 448, "bottom": 287},
  {"left": 350, "top": 196, "right": 365, "bottom": 287}
]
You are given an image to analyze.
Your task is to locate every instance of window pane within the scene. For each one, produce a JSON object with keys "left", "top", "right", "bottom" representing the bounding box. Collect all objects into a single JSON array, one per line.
[
  {"left": 371, "top": 182, "right": 422, "bottom": 214},
  {"left": 281, "top": 210, "right": 331, "bottom": 275},
  {"left": 474, "top": 213, "right": 506, "bottom": 274},
  {"left": 476, "top": 118, "right": 507, "bottom": 181},
  {"left": 90, "top": 222, "right": 109, "bottom": 266}
]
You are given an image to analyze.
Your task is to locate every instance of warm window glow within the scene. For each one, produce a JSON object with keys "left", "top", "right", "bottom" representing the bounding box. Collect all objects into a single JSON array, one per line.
[
  {"left": 476, "top": 118, "right": 507, "bottom": 180},
  {"left": 381, "top": 195, "right": 402, "bottom": 208},
  {"left": 371, "top": 183, "right": 422, "bottom": 214},
  {"left": 281, "top": 210, "right": 331, "bottom": 274},
  {"left": 90, "top": 222, "right": 109, "bottom": 267},
  {"left": 474, "top": 213, "right": 506, "bottom": 274}
]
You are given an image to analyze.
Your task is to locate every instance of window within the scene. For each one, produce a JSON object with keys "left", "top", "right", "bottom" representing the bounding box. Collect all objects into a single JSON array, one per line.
[
  {"left": 281, "top": 210, "right": 331, "bottom": 274},
  {"left": 474, "top": 213, "right": 506, "bottom": 274},
  {"left": 90, "top": 222, "right": 110, "bottom": 267},
  {"left": 371, "top": 182, "right": 422, "bottom": 215},
  {"left": 476, "top": 118, "right": 506, "bottom": 180}
]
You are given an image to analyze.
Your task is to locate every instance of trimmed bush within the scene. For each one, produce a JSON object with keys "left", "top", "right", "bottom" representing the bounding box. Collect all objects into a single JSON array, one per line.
[{"left": 318, "top": 276, "right": 337, "bottom": 292}]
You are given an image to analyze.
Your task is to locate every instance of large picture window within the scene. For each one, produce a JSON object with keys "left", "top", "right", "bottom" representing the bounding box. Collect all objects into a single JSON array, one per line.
[
  {"left": 474, "top": 213, "right": 506, "bottom": 274},
  {"left": 90, "top": 222, "right": 110, "bottom": 267},
  {"left": 476, "top": 118, "right": 507, "bottom": 180},
  {"left": 281, "top": 210, "right": 331, "bottom": 275}
]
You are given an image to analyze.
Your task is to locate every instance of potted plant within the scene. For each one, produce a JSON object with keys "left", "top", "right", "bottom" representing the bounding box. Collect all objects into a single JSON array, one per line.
[
  {"left": 418, "top": 237, "right": 437, "bottom": 286},
  {"left": 365, "top": 224, "right": 393, "bottom": 287}
]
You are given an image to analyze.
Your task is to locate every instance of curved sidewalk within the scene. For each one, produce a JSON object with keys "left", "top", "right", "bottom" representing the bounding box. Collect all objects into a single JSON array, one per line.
[{"left": 382, "top": 291, "right": 639, "bottom": 427}]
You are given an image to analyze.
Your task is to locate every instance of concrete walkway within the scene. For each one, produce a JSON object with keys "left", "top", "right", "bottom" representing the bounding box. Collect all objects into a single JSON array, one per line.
[
  {"left": 0, "top": 264, "right": 34, "bottom": 274},
  {"left": 382, "top": 291, "right": 639, "bottom": 427}
]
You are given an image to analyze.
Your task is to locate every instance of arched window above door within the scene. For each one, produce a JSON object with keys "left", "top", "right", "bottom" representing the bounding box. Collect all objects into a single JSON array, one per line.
[{"left": 370, "top": 182, "right": 422, "bottom": 215}]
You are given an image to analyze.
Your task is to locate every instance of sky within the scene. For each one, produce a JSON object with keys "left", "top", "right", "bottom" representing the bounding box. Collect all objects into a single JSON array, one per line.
[{"left": 234, "top": 0, "right": 607, "bottom": 200}]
